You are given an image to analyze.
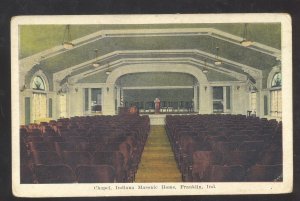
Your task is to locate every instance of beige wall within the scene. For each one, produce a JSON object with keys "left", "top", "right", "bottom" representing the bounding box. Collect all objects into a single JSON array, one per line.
[{"left": 68, "top": 88, "right": 84, "bottom": 117}]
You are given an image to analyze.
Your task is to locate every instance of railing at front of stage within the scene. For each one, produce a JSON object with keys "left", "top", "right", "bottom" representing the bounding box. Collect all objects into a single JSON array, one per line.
[{"left": 123, "top": 100, "right": 195, "bottom": 114}]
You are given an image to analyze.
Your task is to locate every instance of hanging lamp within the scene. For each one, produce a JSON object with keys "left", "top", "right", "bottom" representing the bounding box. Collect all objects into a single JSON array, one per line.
[
  {"left": 62, "top": 25, "right": 75, "bottom": 50},
  {"left": 105, "top": 63, "right": 111, "bottom": 75},
  {"left": 240, "top": 23, "right": 253, "bottom": 47},
  {"left": 92, "top": 49, "right": 100, "bottom": 67},
  {"left": 202, "top": 58, "right": 209, "bottom": 74},
  {"left": 214, "top": 47, "right": 222, "bottom": 65}
]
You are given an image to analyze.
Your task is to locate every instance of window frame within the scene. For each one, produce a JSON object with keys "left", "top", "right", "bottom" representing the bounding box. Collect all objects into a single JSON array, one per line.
[
  {"left": 270, "top": 88, "right": 282, "bottom": 118},
  {"left": 267, "top": 67, "right": 282, "bottom": 118},
  {"left": 250, "top": 91, "right": 257, "bottom": 113}
]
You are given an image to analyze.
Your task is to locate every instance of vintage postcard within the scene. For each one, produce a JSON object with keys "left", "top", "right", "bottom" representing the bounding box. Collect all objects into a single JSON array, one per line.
[{"left": 11, "top": 14, "right": 293, "bottom": 197}]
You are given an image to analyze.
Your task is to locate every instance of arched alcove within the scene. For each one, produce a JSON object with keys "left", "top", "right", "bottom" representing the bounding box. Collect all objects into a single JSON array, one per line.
[
  {"left": 106, "top": 63, "right": 208, "bottom": 85},
  {"left": 103, "top": 63, "right": 210, "bottom": 115}
]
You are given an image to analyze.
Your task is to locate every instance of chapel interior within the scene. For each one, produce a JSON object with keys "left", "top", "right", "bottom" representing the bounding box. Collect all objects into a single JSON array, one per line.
[{"left": 19, "top": 23, "right": 283, "bottom": 183}]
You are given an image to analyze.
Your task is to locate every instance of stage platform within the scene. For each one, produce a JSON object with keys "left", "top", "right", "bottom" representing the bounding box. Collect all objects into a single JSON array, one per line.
[{"left": 141, "top": 113, "right": 197, "bottom": 125}]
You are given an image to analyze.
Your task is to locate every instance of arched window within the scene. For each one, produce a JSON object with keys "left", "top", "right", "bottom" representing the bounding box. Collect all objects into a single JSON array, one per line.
[
  {"left": 31, "top": 75, "right": 47, "bottom": 122},
  {"left": 32, "top": 76, "right": 46, "bottom": 91},
  {"left": 270, "top": 72, "right": 282, "bottom": 117},
  {"left": 271, "top": 72, "right": 282, "bottom": 88},
  {"left": 250, "top": 92, "right": 257, "bottom": 113}
]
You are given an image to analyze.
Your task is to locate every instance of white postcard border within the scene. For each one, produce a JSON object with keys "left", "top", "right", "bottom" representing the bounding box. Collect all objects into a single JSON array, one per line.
[{"left": 11, "top": 14, "right": 293, "bottom": 197}]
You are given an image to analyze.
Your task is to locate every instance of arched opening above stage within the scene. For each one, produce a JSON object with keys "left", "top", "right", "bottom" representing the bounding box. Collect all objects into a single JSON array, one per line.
[
  {"left": 102, "top": 63, "right": 211, "bottom": 115},
  {"left": 116, "top": 72, "right": 198, "bottom": 114},
  {"left": 117, "top": 72, "right": 196, "bottom": 87},
  {"left": 105, "top": 63, "right": 208, "bottom": 85}
]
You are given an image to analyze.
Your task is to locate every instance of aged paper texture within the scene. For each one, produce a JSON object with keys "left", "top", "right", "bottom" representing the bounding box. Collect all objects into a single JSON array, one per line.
[{"left": 11, "top": 14, "right": 293, "bottom": 197}]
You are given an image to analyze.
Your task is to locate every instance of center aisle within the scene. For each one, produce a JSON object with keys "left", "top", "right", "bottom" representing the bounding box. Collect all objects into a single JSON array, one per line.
[{"left": 135, "top": 125, "right": 182, "bottom": 182}]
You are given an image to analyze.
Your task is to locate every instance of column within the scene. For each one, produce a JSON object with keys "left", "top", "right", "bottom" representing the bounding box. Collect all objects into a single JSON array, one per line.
[
  {"left": 231, "top": 85, "right": 235, "bottom": 114},
  {"left": 240, "top": 84, "right": 249, "bottom": 115},
  {"left": 116, "top": 86, "right": 121, "bottom": 108},
  {"left": 259, "top": 90, "right": 269, "bottom": 117},
  {"left": 102, "top": 84, "right": 116, "bottom": 115},
  {"left": 88, "top": 88, "right": 91, "bottom": 114},
  {"left": 223, "top": 86, "right": 227, "bottom": 113},
  {"left": 193, "top": 85, "right": 198, "bottom": 112},
  {"left": 120, "top": 88, "right": 124, "bottom": 107},
  {"left": 231, "top": 85, "right": 240, "bottom": 114},
  {"left": 199, "top": 84, "right": 212, "bottom": 114},
  {"left": 69, "top": 87, "right": 83, "bottom": 117},
  {"left": 255, "top": 79, "right": 263, "bottom": 118}
]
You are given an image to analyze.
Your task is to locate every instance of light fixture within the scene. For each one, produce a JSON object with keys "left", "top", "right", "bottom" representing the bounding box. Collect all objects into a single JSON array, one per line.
[
  {"left": 93, "top": 63, "right": 100, "bottom": 67},
  {"left": 214, "top": 47, "right": 222, "bottom": 65},
  {"left": 202, "top": 58, "right": 209, "bottom": 74},
  {"left": 105, "top": 63, "right": 111, "bottom": 75},
  {"left": 240, "top": 24, "right": 253, "bottom": 47},
  {"left": 62, "top": 25, "right": 75, "bottom": 50},
  {"left": 92, "top": 49, "right": 100, "bottom": 67}
]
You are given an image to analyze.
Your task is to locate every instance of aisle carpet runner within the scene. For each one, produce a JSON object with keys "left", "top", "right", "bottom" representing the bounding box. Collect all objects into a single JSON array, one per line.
[{"left": 135, "top": 126, "right": 182, "bottom": 182}]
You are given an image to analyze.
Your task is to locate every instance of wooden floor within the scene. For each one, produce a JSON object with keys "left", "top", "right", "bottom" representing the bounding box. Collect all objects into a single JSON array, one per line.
[{"left": 135, "top": 126, "right": 182, "bottom": 182}]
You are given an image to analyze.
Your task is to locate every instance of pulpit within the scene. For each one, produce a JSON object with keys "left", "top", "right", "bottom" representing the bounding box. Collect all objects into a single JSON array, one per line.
[{"left": 154, "top": 98, "right": 161, "bottom": 114}]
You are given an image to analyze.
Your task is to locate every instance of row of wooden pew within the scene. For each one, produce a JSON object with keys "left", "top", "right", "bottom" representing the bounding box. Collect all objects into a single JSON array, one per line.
[
  {"left": 20, "top": 115, "right": 150, "bottom": 183},
  {"left": 166, "top": 114, "right": 282, "bottom": 182}
]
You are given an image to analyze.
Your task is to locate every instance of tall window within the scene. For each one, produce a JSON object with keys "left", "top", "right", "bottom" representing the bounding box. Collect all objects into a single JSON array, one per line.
[
  {"left": 213, "top": 87, "right": 224, "bottom": 113},
  {"left": 32, "top": 93, "right": 47, "bottom": 122},
  {"left": 91, "top": 88, "right": 102, "bottom": 106},
  {"left": 84, "top": 88, "right": 102, "bottom": 113},
  {"left": 91, "top": 88, "right": 102, "bottom": 112},
  {"left": 270, "top": 73, "right": 282, "bottom": 117},
  {"left": 271, "top": 90, "right": 282, "bottom": 117},
  {"left": 250, "top": 92, "right": 257, "bottom": 113},
  {"left": 31, "top": 76, "right": 47, "bottom": 122}
]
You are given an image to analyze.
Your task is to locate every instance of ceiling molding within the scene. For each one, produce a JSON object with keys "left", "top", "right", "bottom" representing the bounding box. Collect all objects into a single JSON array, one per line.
[
  {"left": 20, "top": 28, "right": 280, "bottom": 72},
  {"left": 75, "top": 83, "right": 106, "bottom": 88},
  {"left": 211, "top": 29, "right": 280, "bottom": 57},
  {"left": 53, "top": 49, "right": 260, "bottom": 84},
  {"left": 209, "top": 81, "right": 245, "bottom": 86},
  {"left": 115, "top": 58, "right": 247, "bottom": 81},
  {"left": 63, "top": 57, "right": 247, "bottom": 87},
  {"left": 122, "top": 86, "right": 194, "bottom": 90}
]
